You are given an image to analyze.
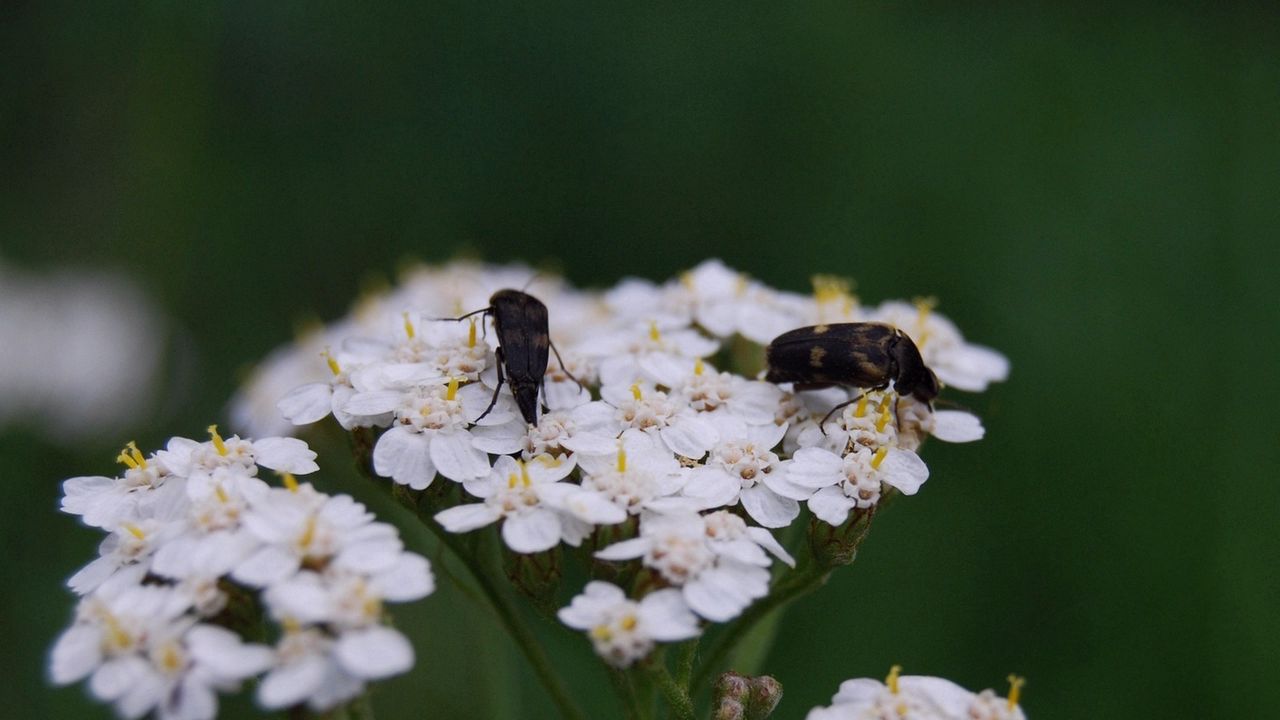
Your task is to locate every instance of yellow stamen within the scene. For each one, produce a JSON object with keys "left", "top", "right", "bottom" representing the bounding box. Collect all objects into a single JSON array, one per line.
[
  {"left": 402, "top": 311, "right": 416, "bottom": 340},
  {"left": 871, "top": 446, "right": 888, "bottom": 470},
  {"left": 160, "top": 643, "right": 183, "bottom": 672},
  {"left": 694, "top": 358, "right": 705, "bottom": 376},
  {"left": 913, "top": 296, "right": 937, "bottom": 347},
  {"left": 854, "top": 395, "right": 869, "bottom": 418},
  {"left": 812, "top": 275, "right": 858, "bottom": 315},
  {"left": 680, "top": 271, "right": 695, "bottom": 289},
  {"left": 280, "top": 472, "right": 299, "bottom": 493},
  {"left": 508, "top": 470, "right": 519, "bottom": 489},
  {"left": 630, "top": 383, "right": 642, "bottom": 401},
  {"left": 885, "top": 664, "right": 902, "bottom": 694},
  {"left": 735, "top": 273, "right": 749, "bottom": 295},
  {"left": 446, "top": 377, "right": 459, "bottom": 401},
  {"left": 116, "top": 443, "right": 140, "bottom": 470},
  {"left": 620, "top": 614, "right": 637, "bottom": 631},
  {"left": 876, "top": 406, "right": 892, "bottom": 433},
  {"left": 123, "top": 523, "right": 146, "bottom": 540},
  {"left": 214, "top": 484, "right": 229, "bottom": 503},
  {"left": 468, "top": 318, "right": 477, "bottom": 347},
  {"left": 207, "top": 425, "right": 228, "bottom": 456},
  {"left": 616, "top": 448, "right": 627, "bottom": 473},
  {"left": 127, "top": 442, "right": 147, "bottom": 469},
  {"left": 298, "top": 516, "right": 316, "bottom": 550},
  {"left": 322, "top": 348, "right": 341, "bottom": 376},
  {"left": 648, "top": 321, "right": 661, "bottom": 343},
  {"left": 877, "top": 392, "right": 893, "bottom": 413},
  {"left": 282, "top": 617, "right": 301, "bottom": 634},
  {"left": 1006, "top": 675, "right": 1025, "bottom": 710},
  {"left": 520, "top": 460, "right": 531, "bottom": 487},
  {"left": 591, "top": 625, "right": 613, "bottom": 641},
  {"left": 103, "top": 614, "right": 132, "bottom": 651},
  {"left": 535, "top": 454, "right": 562, "bottom": 468}
]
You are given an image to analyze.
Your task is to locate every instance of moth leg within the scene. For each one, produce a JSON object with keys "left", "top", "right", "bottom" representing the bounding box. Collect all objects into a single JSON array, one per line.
[
  {"left": 548, "top": 340, "right": 584, "bottom": 390},
  {"left": 474, "top": 346, "right": 506, "bottom": 425}
]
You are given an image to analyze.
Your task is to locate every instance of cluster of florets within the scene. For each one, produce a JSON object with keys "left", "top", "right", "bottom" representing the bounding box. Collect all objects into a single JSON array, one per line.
[
  {"left": 230, "top": 259, "right": 1008, "bottom": 669},
  {"left": 806, "top": 667, "right": 1027, "bottom": 720},
  {"left": 51, "top": 428, "right": 433, "bottom": 719}
]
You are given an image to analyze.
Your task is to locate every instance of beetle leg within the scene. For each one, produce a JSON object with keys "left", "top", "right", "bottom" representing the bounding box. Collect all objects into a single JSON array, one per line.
[
  {"left": 473, "top": 346, "right": 506, "bottom": 425},
  {"left": 432, "top": 307, "right": 491, "bottom": 323},
  {"left": 548, "top": 340, "right": 584, "bottom": 391},
  {"left": 818, "top": 394, "right": 866, "bottom": 436}
]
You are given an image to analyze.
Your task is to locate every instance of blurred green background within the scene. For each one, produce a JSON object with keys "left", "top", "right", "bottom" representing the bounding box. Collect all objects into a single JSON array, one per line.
[{"left": 3, "top": 2, "right": 1277, "bottom": 718}]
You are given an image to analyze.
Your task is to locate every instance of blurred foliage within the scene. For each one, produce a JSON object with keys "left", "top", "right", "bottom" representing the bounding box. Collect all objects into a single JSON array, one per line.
[{"left": 3, "top": 2, "right": 1278, "bottom": 719}]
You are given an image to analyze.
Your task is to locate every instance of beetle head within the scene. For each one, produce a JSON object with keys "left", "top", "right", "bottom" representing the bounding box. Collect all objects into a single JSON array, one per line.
[{"left": 889, "top": 331, "right": 940, "bottom": 403}]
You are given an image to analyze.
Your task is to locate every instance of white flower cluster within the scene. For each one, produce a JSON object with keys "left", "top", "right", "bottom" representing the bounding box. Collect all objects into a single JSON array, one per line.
[
  {"left": 806, "top": 667, "right": 1027, "bottom": 720},
  {"left": 51, "top": 428, "right": 434, "bottom": 719},
  {"left": 235, "top": 259, "right": 1007, "bottom": 669}
]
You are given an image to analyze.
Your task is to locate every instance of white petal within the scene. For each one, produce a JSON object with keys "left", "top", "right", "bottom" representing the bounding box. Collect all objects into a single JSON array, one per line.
[
  {"left": 167, "top": 674, "right": 218, "bottom": 720},
  {"left": 502, "top": 509, "right": 562, "bottom": 553},
  {"left": 760, "top": 468, "right": 815, "bottom": 501},
  {"left": 258, "top": 656, "right": 328, "bottom": 709},
  {"left": 50, "top": 625, "right": 103, "bottom": 684},
  {"left": 556, "top": 488, "right": 628, "bottom": 525},
  {"left": 658, "top": 417, "right": 718, "bottom": 459},
  {"left": 786, "top": 448, "right": 844, "bottom": 489},
  {"left": 278, "top": 383, "right": 334, "bottom": 426},
  {"left": 68, "top": 556, "right": 118, "bottom": 595},
  {"left": 335, "top": 626, "right": 414, "bottom": 679},
  {"left": 372, "top": 427, "right": 437, "bottom": 490},
  {"left": 880, "top": 450, "right": 929, "bottom": 496},
  {"left": 232, "top": 546, "right": 300, "bottom": 587},
  {"left": 342, "top": 390, "right": 404, "bottom": 416},
  {"left": 740, "top": 486, "right": 800, "bottom": 530},
  {"left": 638, "top": 589, "right": 701, "bottom": 641},
  {"left": 934, "top": 343, "right": 1010, "bottom": 391},
  {"left": 429, "top": 430, "right": 491, "bottom": 482},
  {"left": 186, "top": 625, "right": 274, "bottom": 679},
  {"left": 594, "top": 537, "right": 649, "bottom": 561},
  {"left": 930, "top": 410, "right": 985, "bottom": 443},
  {"left": 89, "top": 656, "right": 149, "bottom": 702},
  {"left": 469, "top": 421, "right": 527, "bottom": 455},
  {"left": 252, "top": 437, "right": 319, "bottom": 474},
  {"left": 684, "top": 566, "right": 767, "bottom": 622},
  {"left": 682, "top": 468, "right": 742, "bottom": 509},
  {"left": 544, "top": 380, "right": 592, "bottom": 411},
  {"left": 745, "top": 526, "right": 796, "bottom": 567},
  {"left": 808, "top": 486, "right": 856, "bottom": 525},
  {"left": 370, "top": 553, "right": 435, "bottom": 602},
  {"left": 435, "top": 504, "right": 500, "bottom": 534}
]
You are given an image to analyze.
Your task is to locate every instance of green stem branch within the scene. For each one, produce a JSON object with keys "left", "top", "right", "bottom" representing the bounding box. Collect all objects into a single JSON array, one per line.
[{"left": 647, "top": 660, "right": 696, "bottom": 720}]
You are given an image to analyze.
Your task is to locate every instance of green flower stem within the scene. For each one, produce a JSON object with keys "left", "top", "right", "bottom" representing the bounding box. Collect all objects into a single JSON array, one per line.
[
  {"left": 675, "top": 638, "right": 700, "bottom": 688},
  {"left": 608, "top": 668, "right": 646, "bottom": 720},
  {"left": 690, "top": 560, "right": 830, "bottom": 693},
  {"left": 646, "top": 659, "right": 696, "bottom": 720},
  {"left": 387, "top": 483, "right": 588, "bottom": 720}
]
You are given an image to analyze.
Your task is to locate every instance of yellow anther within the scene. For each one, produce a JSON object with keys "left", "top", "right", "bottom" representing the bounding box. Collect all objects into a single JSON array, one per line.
[
  {"left": 620, "top": 614, "right": 637, "bottom": 631},
  {"left": 680, "top": 271, "right": 695, "bottom": 289},
  {"left": 913, "top": 296, "right": 937, "bottom": 347},
  {"left": 616, "top": 448, "right": 627, "bottom": 474},
  {"left": 507, "top": 471, "right": 519, "bottom": 489},
  {"left": 103, "top": 614, "right": 132, "bottom": 651},
  {"left": 298, "top": 516, "right": 316, "bottom": 550},
  {"left": 123, "top": 523, "right": 146, "bottom": 540},
  {"left": 591, "top": 625, "right": 613, "bottom": 641},
  {"left": 117, "top": 443, "right": 140, "bottom": 470},
  {"left": 446, "top": 377, "right": 459, "bottom": 401},
  {"left": 280, "top": 472, "right": 300, "bottom": 493},
  {"left": 214, "top": 484, "right": 229, "bottom": 503},
  {"left": 876, "top": 406, "right": 892, "bottom": 433},
  {"left": 402, "top": 311, "right": 416, "bottom": 340},
  {"left": 126, "top": 442, "right": 147, "bottom": 469},
  {"left": 468, "top": 317, "right": 477, "bottom": 348},
  {"left": 854, "top": 395, "right": 869, "bottom": 418},
  {"left": 1006, "top": 675, "right": 1025, "bottom": 710},
  {"left": 648, "top": 321, "right": 661, "bottom": 343},
  {"left": 630, "top": 383, "right": 643, "bottom": 401},
  {"left": 885, "top": 664, "right": 902, "bottom": 694},
  {"left": 207, "top": 425, "right": 228, "bottom": 456},
  {"left": 877, "top": 392, "right": 893, "bottom": 413},
  {"left": 160, "top": 643, "right": 183, "bottom": 672},
  {"left": 362, "top": 596, "right": 383, "bottom": 618},
  {"left": 812, "top": 275, "right": 858, "bottom": 315},
  {"left": 282, "top": 617, "right": 301, "bottom": 634},
  {"left": 694, "top": 358, "right": 705, "bottom": 376},
  {"left": 322, "top": 348, "right": 342, "bottom": 376},
  {"left": 519, "top": 460, "right": 531, "bottom": 487},
  {"left": 871, "top": 446, "right": 889, "bottom": 470},
  {"left": 535, "top": 454, "right": 562, "bottom": 468}
]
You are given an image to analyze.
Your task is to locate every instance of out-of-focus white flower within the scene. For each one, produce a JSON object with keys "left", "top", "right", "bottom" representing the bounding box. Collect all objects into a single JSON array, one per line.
[
  {"left": 0, "top": 261, "right": 165, "bottom": 443},
  {"left": 558, "top": 581, "right": 700, "bottom": 668},
  {"left": 257, "top": 625, "right": 414, "bottom": 711},
  {"left": 584, "top": 317, "right": 720, "bottom": 389},
  {"left": 596, "top": 510, "right": 793, "bottom": 622},
  {"left": 435, "top": 455, "right": 596, "bottom": 552},
  {"left": 61, "top": 442, "right": 178, "bottom": 530},
  {"left": 806, "top": 667, "right": 1027, "bottom": 720}
]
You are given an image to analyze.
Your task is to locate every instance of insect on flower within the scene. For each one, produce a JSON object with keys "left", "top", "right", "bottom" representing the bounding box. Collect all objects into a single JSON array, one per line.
[
  {"left": 764, "top": 323, "right": 940, "bottom": 427},
  {"left": 443, "top": 289, "right": 580, "bottom": 425}
]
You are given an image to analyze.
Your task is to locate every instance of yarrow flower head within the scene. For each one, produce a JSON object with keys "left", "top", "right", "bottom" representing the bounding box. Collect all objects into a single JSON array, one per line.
[
  {"left": 806, "top": 667, "right": 1028, "bottom": 720},
  {"left": 557, "top": 581, "right": 700, "bottom": 668},
  {"left": 52, "top": 430, "right": 433, "bottom": 717}
]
